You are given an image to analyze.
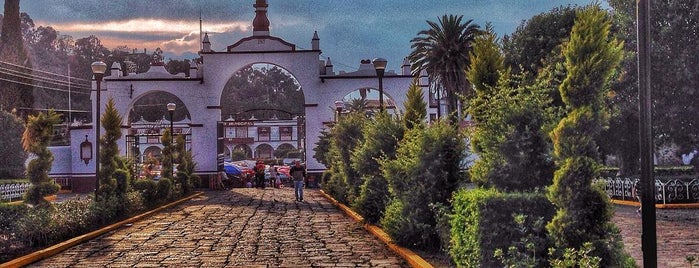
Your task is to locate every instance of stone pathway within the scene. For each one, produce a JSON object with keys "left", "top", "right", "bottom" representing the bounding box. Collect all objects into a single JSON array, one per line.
[
  {"left": 612, "top": 205, "right": 699, "bottom": 267},
  {"left": 31, "top": 188, "right": 408, "bottom": 267}
]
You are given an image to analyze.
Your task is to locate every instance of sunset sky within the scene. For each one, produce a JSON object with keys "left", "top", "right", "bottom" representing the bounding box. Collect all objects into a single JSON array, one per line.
[{"left": 12, "top": 0, "right": 603, "bottom": 72}]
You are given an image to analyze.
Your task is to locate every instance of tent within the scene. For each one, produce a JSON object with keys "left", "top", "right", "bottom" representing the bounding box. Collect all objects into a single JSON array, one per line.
[{"left": 224, "top": 162, "right": 243, "bottom": 175}]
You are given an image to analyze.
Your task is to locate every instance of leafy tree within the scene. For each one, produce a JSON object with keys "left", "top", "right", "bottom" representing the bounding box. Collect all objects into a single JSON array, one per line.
[
  {"left": 606, "top": 0, "right": 699, "bottom": 172},
  {"left": 351, "top": 112, "right": 405, "bottom": 224},
  {"left": 97, "top": 98, "right": 123, "bottom": 201},
  {"left": 221, "top": 64, "right": 304, "bottom": 120},
  {"left": 467, "top": 27, "right": 555, "bottom": 191},
  {"left": 502, "top": 6, "right": 579, "bottom": 79},
  {"left": 401, "top": 83, "right": 427, "bottom": 129},
  {"left": 165, "top": 58, "right": 191, "bottom": 76},
  {"left": 322, "top": 112, "right": 366, "bottom": 204},
  {"left": 313, "top": 129, "right": 332, "bottom": 167},
  {"left": 546, "top": 5, "right": 627, "bottom": 266},
  {"left": 409, "top": 14, "right": 482, "bottom": 125},
  {"left": 0, "top": 0, "right": 33, "bottom": 118},
  {"left": 21, "top": 110, "right": 61, "bottom": 206},
  {"left": 0, "top": 109, "right": 26, "bottom": 178},
  {"left": 381, "top": 120, "right": 466, "bottom": 249},
  {"left": 70, "top": 35, "right": 110, "bottom": 80}
]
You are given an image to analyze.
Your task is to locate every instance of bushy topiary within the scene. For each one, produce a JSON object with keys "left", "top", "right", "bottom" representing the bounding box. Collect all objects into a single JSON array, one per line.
[
  {"left": 547, "top": 5, "right": 629, "bottom": 266},
  {"left": 381, "top": 121, "right": 466, "bottom": 249},
  {"left": 322, "top": 112, "right": 366, "bottom": 203},
  {"left": 132, "top": 178, "right": 158, "bottom": 205},
  {"left": 22, "top": 110, "right": 62, "bottom": 206},
  {"left": 351, "top": 112, "right": 405, "bottom": 224},
  {"left": 156, "top": 177, "right": 174, "bottom": 201}
]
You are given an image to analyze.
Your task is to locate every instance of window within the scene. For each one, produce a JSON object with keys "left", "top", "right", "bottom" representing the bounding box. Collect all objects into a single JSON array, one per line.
[
  {"left": 235, "top": 127, "right": 248, "bottom": 138},
  {"left": 258, "top": 127, "right": 270, "bottom": 141},
  {"left": 225, "top": 127, "right": 235, "bottom": 138},
  {"left": 280, "top": 127, "right": 292, "bottom": 141}
]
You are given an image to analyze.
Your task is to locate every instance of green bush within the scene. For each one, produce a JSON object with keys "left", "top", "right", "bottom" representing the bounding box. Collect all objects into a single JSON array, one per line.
[
  {"left": 132, "top": 179, "right": 158, "bottom": 205},
  {"left": 450, "top": 188, "right": 555, "bottom": 267},
  {"left": 352, "top": 175, "right": 390, "bottom": 224},
  {"left": 381, "top": 121, "right": 466, "bottom": 249},
  {"left": 156, "top": 178, "right": 174, "bottom": 202}
]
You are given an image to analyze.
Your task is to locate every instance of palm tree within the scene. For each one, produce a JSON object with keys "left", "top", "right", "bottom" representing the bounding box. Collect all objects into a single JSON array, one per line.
[{"left": 409, "top": 14, "right": 481, "bottom": 125}]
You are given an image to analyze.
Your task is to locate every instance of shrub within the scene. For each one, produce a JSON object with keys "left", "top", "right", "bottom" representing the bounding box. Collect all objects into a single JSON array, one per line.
[
  {"left": 22, "top": 110, "right": 62, "bottom": 206},
  {"left": 133, "top": 178, "right": 158, "bottom": 205},
  {"left": 353, "top": 175, "right": 390, "bottom": 224},
  {"left": 156, "top": 177, "right": 174, "bottom": 202},
  {"left": 450, "top": 188, "right": 555, "bottom": 267},
  {"left": 381, "top": 121, "right": 466, "bottom": 249}
]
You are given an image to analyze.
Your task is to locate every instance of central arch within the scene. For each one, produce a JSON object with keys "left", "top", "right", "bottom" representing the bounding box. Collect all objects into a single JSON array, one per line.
[{"left": 219, "top": 63, "right": 306, "bottom": 162}]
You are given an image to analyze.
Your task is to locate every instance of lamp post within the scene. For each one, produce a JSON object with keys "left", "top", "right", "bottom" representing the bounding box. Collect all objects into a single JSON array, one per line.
[
  {"left": 334, "top": 100, "right": 344, "bottom": 122},
  {"left": 167, "top": 102, "right": 177, "bottom": 178},
  {"left": 373, "top": 58, "right": 387, "bottom": 112},
  {"left": 91, "top": 61, "right": 107, "bottom": 192},
  {"left": 167, "top": 102, "right": 176, "bottom": 145}
]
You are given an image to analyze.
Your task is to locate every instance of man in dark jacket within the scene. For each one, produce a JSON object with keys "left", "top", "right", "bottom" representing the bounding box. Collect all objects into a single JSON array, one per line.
[{"left": 289, "top": 160, "right": 306, "bottom": 201}]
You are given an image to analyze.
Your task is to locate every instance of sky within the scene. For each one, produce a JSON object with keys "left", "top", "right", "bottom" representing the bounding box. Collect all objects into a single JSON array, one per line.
[{"left": 11, "top": 0, "right": 605, "bottom": 73}]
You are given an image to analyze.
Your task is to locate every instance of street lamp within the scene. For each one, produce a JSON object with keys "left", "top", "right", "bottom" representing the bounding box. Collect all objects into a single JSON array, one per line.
[
  {"left": 334, "top": 100, "right": 344, "bottom": 122},
  {"left": 80, "top": 135, "right": 92, "bottom": 165},
  {"left": 373, "top": 58, "right": 387, "bottom": 112},
  {"left": 167, "top": 102, "right": 176, "bottom": 145},
  {"left": 91, "top": 60, "right": 107, "bottom": 192}
]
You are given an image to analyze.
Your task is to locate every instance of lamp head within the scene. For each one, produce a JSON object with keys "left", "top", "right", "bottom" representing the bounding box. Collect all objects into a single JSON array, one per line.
[
  {"left": 167, "top": 102, "right": 176, "bottom": 112},
  {"left": 91, "top": 61, "right": 107, "bottom": 75},
  {"left": 372, "top": 58, "right": 387, "bottom": 71}
]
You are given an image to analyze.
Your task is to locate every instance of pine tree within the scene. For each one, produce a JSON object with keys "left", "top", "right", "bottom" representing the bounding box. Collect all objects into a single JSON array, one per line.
[
  {"left": 401, "top": 82, "right": 427, "bottom": 129},
  {"left": 96, "top": 98, "right": 123, "bottom": 199},
  {"left": 22, "top": 110, "right": 61, "bottom": 206},
  {"left": 0, "top": 109, "right": 26, "bottom": 178},
  {"left": 547, "top": 5, "right": 625, "bottom": 265}
]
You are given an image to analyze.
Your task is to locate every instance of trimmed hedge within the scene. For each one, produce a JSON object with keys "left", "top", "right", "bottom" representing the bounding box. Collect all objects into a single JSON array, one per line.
[{"left": 450, "top": 188, "right": 555, "bottom": 267}]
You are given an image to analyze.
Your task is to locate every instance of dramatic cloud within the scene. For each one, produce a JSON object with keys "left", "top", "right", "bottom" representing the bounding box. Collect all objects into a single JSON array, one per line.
[{"left": 12, "top": 0, "right": 604, "bottom": 72}]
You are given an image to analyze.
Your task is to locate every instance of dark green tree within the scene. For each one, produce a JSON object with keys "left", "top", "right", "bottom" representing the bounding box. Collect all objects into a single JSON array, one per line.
[
  {"left": 0, "top": 0, "right": 33, "bottom": 118},
  {"left": 351, "top": 112, "right": 405, "bottom": 224},
  {"left": 222, "top": 64, "right": 304, "bottom": 120},
  {"left": 606, "top": 0, "right": 699, "bottom": 172},
  {"left": 381, "top": 120, "right": 465, "bottom": 249},
  {"left": 409, "top": 14, "right": 482, "bottom": 125},
  {"left": 165, "top": 58, "right": 191, "bottom": 76},
  {"left": 546, "top": 5, "right": 627, "bottom": 265},
  {"left": 313, "top": 129, "right": 332, "bottom": 167},
  {"left": 21, "top": 110, "right": 61, "bottom": 206},
  {"left": 322, "top": 112, "right": 366, "bottom": 204},
  {"left": 501, "top": 6, "right": 579, "bottom": 79},
  {"left": 96, "top": 98, "right": 128, "bottom": 204},
  {"left": 0, "top": 109, "right": 26, "bottom": 178},
  {"left": 401, "top": 82, "right": 427, "bottom": 129},
  {"left": 160, "top": 129, "right": 175, "bottom": 181}
]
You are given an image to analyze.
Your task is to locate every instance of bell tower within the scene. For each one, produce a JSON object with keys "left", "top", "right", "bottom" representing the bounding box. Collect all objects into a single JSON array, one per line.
[{"left": 253, "top": 0, "right": 270, "bottom": 36}]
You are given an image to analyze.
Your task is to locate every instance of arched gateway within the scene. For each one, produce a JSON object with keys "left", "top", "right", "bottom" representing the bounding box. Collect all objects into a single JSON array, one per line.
[{"left": 53, "top": 0, "right": 438, "bottom": 192}]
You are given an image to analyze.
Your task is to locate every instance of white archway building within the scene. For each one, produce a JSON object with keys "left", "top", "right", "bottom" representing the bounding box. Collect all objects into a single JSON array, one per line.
[{"left": 53, "top": 0, "right": 438, "bottom": 192}]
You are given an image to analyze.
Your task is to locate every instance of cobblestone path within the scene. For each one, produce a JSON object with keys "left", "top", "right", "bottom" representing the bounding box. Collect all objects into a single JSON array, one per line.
[
  {"left": 612, "top": 205, "right": 699, "bottom": 267},
  {"left": 31, "top": 188, "right": 408, "bottom": 267}
]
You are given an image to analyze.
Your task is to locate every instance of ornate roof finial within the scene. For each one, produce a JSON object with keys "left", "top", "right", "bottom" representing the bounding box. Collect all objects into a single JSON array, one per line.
[{"left": 253, "top": 0, "right": 270, "bottom": 36}]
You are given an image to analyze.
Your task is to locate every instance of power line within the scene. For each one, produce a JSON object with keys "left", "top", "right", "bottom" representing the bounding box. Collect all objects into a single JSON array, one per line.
[
  {"left": 0, "top": 60, "right": 91, "bottom": 83},
  {"left": 0, "top": 66, "right": 92, "bottom": 92},
  {"left": 0, "top": 75, "right": 90, "bottom": 95}
]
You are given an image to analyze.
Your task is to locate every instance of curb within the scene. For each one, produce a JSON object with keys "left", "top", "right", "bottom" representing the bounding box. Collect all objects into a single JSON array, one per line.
[
  {"left": 1, "top": 191, "right": 204, "bottom": 268},
  {"left": 611, "top": 199, "right": 699, "bottom": 209},
  {"left": 318, "top": 190, "right": 434, "bottom": 268}
]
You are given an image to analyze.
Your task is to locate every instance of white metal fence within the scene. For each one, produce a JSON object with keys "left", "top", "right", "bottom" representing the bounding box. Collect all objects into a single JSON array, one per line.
[{"left": 0, "top": 183, "right": 31, "bottom": 201}]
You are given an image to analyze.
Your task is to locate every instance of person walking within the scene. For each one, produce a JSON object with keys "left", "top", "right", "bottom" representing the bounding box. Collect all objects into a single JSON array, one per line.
[
  {"left": 270, "top": 167, "right": 280, "bottom": 188},
  {"left": 290, "top": 160, "right": 306, "bottom": 201},
  {"left": 254, "top": 160, "right": 266, "bottom": 189}
]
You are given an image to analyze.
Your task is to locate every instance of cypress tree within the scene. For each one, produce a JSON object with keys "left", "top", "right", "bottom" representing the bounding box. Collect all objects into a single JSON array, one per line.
[
  {"left": 401, "top": 82, "right": 427, "bottom": 129},
  {"left": 0, "top": 0, "right": 34, "bottom": 118},
  {"left": 547, "top": 5, "right": 624, "bottom": 264}
]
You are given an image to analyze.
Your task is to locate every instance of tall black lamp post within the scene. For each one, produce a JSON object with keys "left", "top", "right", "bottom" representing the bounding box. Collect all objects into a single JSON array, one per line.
[
  {"left": 373, "top": 58, "right": 387, "bottom": 112},
  {"left": 167, "top": 102, "right": 176, "bottom": 178},
  {"left": 91, "top": 61, "right": 107, "bottom": 192}
]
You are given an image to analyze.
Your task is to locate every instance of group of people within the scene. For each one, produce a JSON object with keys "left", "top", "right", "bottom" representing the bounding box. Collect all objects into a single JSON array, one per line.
[{"left": 221, "top": 160, "right": 306, "bottom": 201}]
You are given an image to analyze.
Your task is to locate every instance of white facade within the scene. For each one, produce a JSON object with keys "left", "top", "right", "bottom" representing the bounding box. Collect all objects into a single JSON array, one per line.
[{"left": 51, "top": 0, "right": 437, "bottom": 191}]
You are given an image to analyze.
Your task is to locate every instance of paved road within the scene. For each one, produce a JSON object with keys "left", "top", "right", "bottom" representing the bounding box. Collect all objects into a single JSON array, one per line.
[
  {"left": 31, "top": 188, "right": 408, "bottom": 267},
  {"left": 612, "top": 205, "right": 699, "bottom": 267}
]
